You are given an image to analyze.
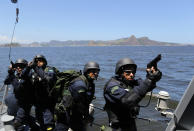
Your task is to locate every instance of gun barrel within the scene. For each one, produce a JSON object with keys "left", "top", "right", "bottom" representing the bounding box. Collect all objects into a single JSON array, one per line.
[{"left": 147, "top": 54, "right": 161, "bottom": 68}]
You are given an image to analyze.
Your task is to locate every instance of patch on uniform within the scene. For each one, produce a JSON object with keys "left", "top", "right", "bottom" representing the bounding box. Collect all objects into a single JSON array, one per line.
[
  {"left": 47, "top": 127, "right": 53, "bottom": 131},
  {"left": 48, "top": 69, "right": 54, "bottom": 72},
  {"left": 111, "top": 86, "right": 119, "bottom": 94},
  {"left": 78, "top": 89, "right": 85, "bottom": 93}
]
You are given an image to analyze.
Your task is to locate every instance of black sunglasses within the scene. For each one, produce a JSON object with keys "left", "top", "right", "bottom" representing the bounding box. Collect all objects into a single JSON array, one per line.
[
  {"left": 89, "top": 69, "right": 100, "bottom": 73},
  {"left": 124, "top": 70, "right": 136, "bottom": 75},
  {"left": 15, "top": 64, "right": 26, "bottom": 69},
  {"left": 35, "top": 58, "right": 45, "bottom": 62}
]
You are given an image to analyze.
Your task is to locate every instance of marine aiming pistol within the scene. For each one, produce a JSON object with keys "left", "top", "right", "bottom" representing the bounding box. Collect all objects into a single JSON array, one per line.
[{"left": 147, "top": 54, "right": 162, "bottom": 70}]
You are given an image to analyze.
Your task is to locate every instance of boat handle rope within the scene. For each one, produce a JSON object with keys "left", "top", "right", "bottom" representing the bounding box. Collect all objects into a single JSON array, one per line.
[
  {"left": 90, "top": 91, "right": 153, "bottom": 111},
  {"left": 139, "top": 91, "right": 153, "bottom": 107}
]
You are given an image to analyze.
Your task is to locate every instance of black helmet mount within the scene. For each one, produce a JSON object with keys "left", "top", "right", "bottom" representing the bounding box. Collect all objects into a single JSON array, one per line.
[
  {"left": 115, "top": 58, "right": 137, "bottom": 75},
  {"left": 83, "top": 61, "right": 100, "bottom": 75}
]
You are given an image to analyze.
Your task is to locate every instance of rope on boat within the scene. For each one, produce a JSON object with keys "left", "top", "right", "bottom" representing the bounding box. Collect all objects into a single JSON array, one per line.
[
  {"left": 89, "top": 104, "right": 104, "bottom": 111},
  {"left": 0, "top": 85, "right": 9, "bottom": 114},
  {"left": 0, "top": 84, "right": 5, "bottom": 92},
  {"left": 139, "top": 91, "right": 153, "bottom": 107}
]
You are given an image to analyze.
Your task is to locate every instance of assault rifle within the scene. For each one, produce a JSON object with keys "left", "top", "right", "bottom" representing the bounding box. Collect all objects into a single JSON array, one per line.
[{"left": 147, "top": 54, "right": 161, "bottom": 70}]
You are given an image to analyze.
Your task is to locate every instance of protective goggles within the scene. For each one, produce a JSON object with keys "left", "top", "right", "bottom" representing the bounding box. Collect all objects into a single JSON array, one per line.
[
  {"left": 88, "top": 69, "right": 100, "bottom": 74},
  {"left": 15, "top": 64, "right": 26, "bottom": 69},
  {"left": 35, "top": 58, "right": 45, "bottom": 62},
  {"left": 123, "top": 70, "right": 136, "bottom": 75}
]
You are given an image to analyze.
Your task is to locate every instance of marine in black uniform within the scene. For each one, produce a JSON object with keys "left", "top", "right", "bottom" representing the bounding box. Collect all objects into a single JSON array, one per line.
[
  {"left": 29, "top": 54, "right": 57, "bottom": 131},
  {"left": 55, "top": 61, "right": 100, "bottom": 131},
  {"left": 4, "top": 58, "right": 38, "bottom": 131},
  {"left": 104, "top": 58, "right": 162, "bottom": 131}
]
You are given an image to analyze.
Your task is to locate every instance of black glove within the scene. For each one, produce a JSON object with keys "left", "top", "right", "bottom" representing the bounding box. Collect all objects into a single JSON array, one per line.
[
  {"left": 28, "top": 60, "right": 37, "bottom": 69},
  {"left": 55, "top": 102, "right": 67, "bottom": 115},
  {"left": 4, "top": 78, "right": 10, "bottom": 85},
  {"left": 8, "top": 68, "right": 15, "bottom": 74},
  {"left": 4, "top": 68, "right": 15, "bottom": 84},
  {"left": 55, "top": 103, "right": 70, "bottom": 123},
  {"left": 131, "top": 106, "right": 140, "bottom": 118},
  {"left": 55, "top": 95, "right": 73, "bottom": 116},
  {"left": 146, "top": 69, "right": 162, "bottom": 82}
]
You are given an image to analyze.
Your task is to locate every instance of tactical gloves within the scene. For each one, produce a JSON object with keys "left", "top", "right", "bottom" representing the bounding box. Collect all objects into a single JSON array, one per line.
[
  {"left": 133, "top": 68, "right": 162, "bottom": 98},
  {"left": 8, "top": 68, "right": 15, "bottom": 74},
  {"left": 131, "top": 106, "right": 140, "bottom": 118},
  {"left": 145, "top": 69, "right": 162, "bottom": 92},
  {"left": 28, "top": 60, "right": 37, "bottom": 69},
  {"left": 146, "top": 69, "right": 162, "bottom": 82},
  {"left": 54, "top": 102, "right": 70, "bottom": 124},
  {"left": 55, "top": 95, "right": 73, "bottom": 115},
  {"left": 4, "top": 67, "right": 15, "bottom": 84},
  {"left": 4, "top": 78, "right": 10, "bottom": 85}
]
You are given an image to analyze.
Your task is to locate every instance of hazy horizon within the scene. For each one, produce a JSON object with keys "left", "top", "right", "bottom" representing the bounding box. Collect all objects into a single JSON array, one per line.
[{"left": 0, "top": 0, "right": 193, "bottom": 44}]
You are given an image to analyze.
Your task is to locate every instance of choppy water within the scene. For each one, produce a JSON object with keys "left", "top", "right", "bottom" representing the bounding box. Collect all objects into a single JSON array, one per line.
[{"left": 0, "top": 46, "right": 193, "bottom": 130}]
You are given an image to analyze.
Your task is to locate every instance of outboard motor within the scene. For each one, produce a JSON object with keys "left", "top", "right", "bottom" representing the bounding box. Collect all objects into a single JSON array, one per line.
[{"left": 155, "top": 91, "right": 173, "bottom": 118}]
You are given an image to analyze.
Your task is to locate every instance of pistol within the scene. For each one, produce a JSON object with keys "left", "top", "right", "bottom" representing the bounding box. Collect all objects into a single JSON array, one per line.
[{"left": 147, "top": 54, "right": 161, "bottom": 69}]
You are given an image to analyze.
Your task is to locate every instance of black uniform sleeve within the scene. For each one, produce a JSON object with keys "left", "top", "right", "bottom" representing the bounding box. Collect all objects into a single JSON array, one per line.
[
  {"left": 121, "top": 78, "right": 156, "bottom": 108},
  {"left": 20, "top": 66, "right": 32, "bottom": 79},
  {"left": 34, "top": 66, "right": 57, "bottom": 88},
  {"left": 133, "top": 69, "right": 162, "bottom": 97},
  {"left": 4, "top": 73, "right": 16, "bottom": 85},
  {"left": 34, "top": 66, "right": 46, "bottom": 79},
  {"left": 69, "top": 80, "right": 89, "bottom": 116},
  {"left": 121, "top": 90, "right": 142, "bottom": 108}
]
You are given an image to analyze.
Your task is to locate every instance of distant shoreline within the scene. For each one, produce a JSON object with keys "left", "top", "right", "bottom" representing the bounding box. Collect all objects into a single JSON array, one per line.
[
  {"left": 0, "top": 44, "right": 193, "bottom": 47},
  {"left": 0, "top": 35, "right": 193, "bottom": 47}
]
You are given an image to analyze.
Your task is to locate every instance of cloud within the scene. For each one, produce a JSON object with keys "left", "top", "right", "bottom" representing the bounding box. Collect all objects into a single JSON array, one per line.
[
  {"left": 0, "top": 35, "right": 33, "bottom": 44},
  {"left": 0, "top": 35, "right": 10, "bottom": 43}
]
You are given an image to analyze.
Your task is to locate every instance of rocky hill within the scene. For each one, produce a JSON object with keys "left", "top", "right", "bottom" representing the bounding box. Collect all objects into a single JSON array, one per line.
[
  {"left": 108, "top": 35, "right": 179, "bottom": 46},
  {"left": 0, "top": 35, "right": 190, "bottom": 47}
]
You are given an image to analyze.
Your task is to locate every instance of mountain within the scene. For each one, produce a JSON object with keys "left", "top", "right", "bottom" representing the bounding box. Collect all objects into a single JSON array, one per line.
[
  {"left": 41, "top": 35, "right": 181, "bottom": 46},
  {"left": 114, "top": 35, "right": 140, "bottom": 45},
  {"left": 0, "top": 35, "right": 192, "bottom": 47},
  {"left": 112, "top": 35, "right": 179, "bottom": 46}
]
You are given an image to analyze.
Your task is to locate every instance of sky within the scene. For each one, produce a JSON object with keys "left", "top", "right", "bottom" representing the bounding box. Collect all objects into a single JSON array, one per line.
[{"left": 0, "top": 0, "right": 194, "bottom": 44}]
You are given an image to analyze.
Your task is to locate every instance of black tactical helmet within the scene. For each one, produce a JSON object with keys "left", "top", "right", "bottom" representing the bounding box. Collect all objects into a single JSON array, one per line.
[
  {"left": 34, "top": 54, "right": 47, "bottom": 65},
  {"left": 14, "top": 58, "right": 28, "bottom": 68},
  {"left": 15, "top": 58, "right": 28, "bottom": 66},
  {"left": 83, "top": 61, "right": 100, "bottom": 74},
  {"left": 115, "top": 58, "right": 137, "bottom": 75}
]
